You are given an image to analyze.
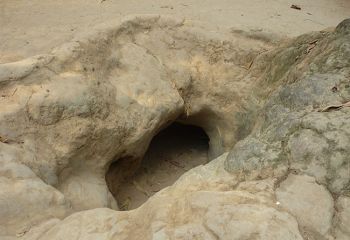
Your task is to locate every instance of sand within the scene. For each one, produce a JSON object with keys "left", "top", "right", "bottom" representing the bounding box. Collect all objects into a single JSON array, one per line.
[{"left": 0, "top": 0, "right": 349, "bottom": 63}]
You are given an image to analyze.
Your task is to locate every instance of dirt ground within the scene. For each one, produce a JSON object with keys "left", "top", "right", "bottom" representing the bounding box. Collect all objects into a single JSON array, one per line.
[
  {"left": 116, "top": 123, "right": 209, "bottom": 210},
  {"left": 0, "top": 0, "right": 349, "bottom": 63}
]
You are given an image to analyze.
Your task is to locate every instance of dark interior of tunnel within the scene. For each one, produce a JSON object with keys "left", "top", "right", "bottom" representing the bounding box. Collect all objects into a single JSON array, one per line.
[{"left": 106, "top": 122, "right": 210, "bottom": 210}]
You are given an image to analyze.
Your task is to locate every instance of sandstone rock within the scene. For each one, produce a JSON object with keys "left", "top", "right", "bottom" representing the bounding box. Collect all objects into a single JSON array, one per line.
[
  {"left": 204, "top": 204, "right": 302, "bottom": 240},
  {"left": 225, "top": 17, "right": 350, "bottom": 193},
  {"left": 0, "top": 15, "right": 349, "bottom": 240},
  {"left": 276, "top": 174, "right": 334, "bottom": 237},
  {"left": 23, "top": 155, "right": 303, "bottom": 240},
  {"left": 0, "top": 143, "right": 70, "bottom": 236},
  {"left": 0, "top": 15, "right": 270, "bottom": 219},
  {"left": 334, "top": 196, "right": 350, "bottom": 240}
]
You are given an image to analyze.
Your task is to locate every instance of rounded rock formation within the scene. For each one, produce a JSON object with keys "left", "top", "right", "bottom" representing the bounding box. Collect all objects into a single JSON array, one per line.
[{"left": 0, "top": 15, "right": 349, "bottom": 240}]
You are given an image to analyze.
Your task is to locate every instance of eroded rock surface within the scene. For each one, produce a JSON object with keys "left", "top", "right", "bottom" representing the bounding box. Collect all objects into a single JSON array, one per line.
[
  {"left": 276, "top": 174, "right": 334, "bottom": 237},
  {"left": 0, "top": 15, "right": 349, "bottom": 239}
]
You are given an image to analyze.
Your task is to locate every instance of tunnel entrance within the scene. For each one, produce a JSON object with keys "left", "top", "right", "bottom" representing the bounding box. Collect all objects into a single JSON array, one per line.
[{"left": 110, "top": 122, "right": 209, "bottom": 210}]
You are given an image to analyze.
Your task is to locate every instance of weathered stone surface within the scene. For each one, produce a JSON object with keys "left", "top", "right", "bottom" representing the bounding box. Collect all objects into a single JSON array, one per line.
[
  {"left": 276, "top": 174, "right": 334, "bottom": 236},
  {"left": 23, "top": 156, "right": 303, "bottom": 240},
  {"left": 0, "top": 16, "right": 271, "bottom": 233},
  {"left": 224, "top": 17, "right": 350, "bottom": 239},
  {"left": 0, "top": 143, "right": 70, "bottom": 236},
  {"left": 0, "top": 15, "right": 349, "bottom": 240},
  {"left": 204, "top": 204, "right": 302, "bottom": 240},
  {"left": 334, "top": 196, "right": 350, "bottom": 240}
]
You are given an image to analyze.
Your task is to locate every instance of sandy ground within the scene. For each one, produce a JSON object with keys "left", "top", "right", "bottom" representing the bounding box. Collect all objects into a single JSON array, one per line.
[
  {"left": 116, "top": 123, "right": 209, "bottom": 210},
  {"left": 0, "top": 0, "right": 349, "bottom": 63}
]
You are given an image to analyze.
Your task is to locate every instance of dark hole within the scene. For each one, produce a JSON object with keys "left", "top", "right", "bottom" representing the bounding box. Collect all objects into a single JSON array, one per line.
[{"left": 107, "top": 122, "right": 209, "bottom": 211}]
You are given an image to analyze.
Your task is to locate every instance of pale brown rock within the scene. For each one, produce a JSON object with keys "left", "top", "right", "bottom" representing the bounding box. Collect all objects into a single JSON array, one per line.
[
  {"left": 0, "top": 13, "right": 349, "bottom": 240},
  {"left": 334, "top": 196, "right": 350, "bottom": 240},
  {"left": 276, "top": 174, "right": 334, "bottom": 237}
]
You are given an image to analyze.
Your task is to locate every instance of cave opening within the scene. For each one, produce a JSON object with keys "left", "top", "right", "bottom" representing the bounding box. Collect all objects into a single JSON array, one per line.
[{"left": 107, "top": 122, "right": 209, "bottom": 211}]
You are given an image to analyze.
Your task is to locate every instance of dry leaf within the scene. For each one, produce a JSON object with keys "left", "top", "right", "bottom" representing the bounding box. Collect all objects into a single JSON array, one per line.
[
  {"left": 0, "top": 136, "right": 9, "bottom": 143},
  {"left": 309, "top": 40, "right": 318, "bottom": 45},
  {"left": 120, "top": 197, "right": 131, "bottom": 211},
  {"left": 343, "top": 101, "right": 350, "bottom": 107},
  {"left": 166, "top": 159, "right": 185, "bottom": 168},
  {"left": 317, "top": 101, "right": 350, "bottom": 112},
  {"left": 291, "top": 4, "right": 301, "bottom": 10},
  {"left": 133, "top": 180, "right": 151, "bottom": 197},
  {"left": 306, "top": 43, "right": 317, "bottom": 53}
]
